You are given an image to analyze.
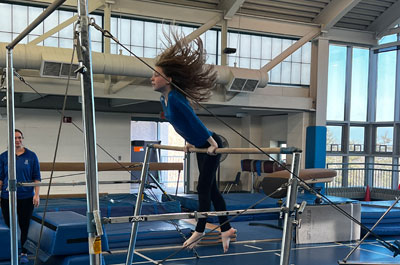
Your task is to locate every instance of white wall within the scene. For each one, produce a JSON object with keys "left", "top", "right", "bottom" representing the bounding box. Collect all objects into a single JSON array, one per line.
[
  {"left": 0, "top": 107, "right": 306, "bottom": 195},
  {"left": 0, "top": 108, "right": 132, "bottom": 195}
]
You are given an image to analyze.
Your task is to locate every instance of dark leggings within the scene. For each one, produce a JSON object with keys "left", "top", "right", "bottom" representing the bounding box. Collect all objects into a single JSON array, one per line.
[
  {"left": 1, "top": 197, "right": 34, "bottom": 254},
  {"left": 195, "top": 133, "right": 231, "bottom": 233}
]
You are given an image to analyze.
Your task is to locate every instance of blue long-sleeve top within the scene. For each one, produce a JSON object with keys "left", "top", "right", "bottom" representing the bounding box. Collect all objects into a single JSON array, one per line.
[
  {"left": 161, "top": 90, "right": 212, "bottom": 147},
  {"left": 0, "top": 148, "right": 41, "bottom": 199}
]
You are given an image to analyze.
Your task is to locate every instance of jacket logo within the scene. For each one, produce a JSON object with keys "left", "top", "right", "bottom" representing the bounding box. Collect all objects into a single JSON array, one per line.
[{"left": 24, "top": 160, "right": 29, "bottom": 165}]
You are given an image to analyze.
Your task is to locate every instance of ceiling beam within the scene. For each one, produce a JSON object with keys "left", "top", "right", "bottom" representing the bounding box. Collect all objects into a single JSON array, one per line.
[
  {"left": 261, "top": 27, "right": 321, "bottom": 73},
  {"left": 110, "top": 77, "right": 136, "bottom": 94},
  {"left": 313, "top": 0, "right": 361, "bottom": 31},
  {"left": 218, "top": 0, "right": 246, "bottom": 19},
  {"left": 184, "top": 14, "right": 222, "bottom": 43},
  {"left": 368, "top": 0, "right": 400, "bottom": 38}
]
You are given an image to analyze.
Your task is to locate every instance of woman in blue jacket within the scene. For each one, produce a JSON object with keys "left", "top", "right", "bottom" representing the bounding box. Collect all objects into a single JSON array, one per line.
[
  {"left": 0, "top": 129, "right": 41, "bottom": 263},
  {"left": 151, "top": 33, "right": 236, "bottom": 253}
]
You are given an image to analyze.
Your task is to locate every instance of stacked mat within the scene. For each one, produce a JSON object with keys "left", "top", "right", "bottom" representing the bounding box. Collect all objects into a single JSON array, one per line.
[{"left": 361, "top": 201, "right": 400, "bottom": 236}]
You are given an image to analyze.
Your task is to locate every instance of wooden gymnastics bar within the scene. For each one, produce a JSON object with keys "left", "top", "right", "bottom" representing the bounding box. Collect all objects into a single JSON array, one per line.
[
  {"left": 39, "top": 162, "right": 183, "bottom": 172},
  {"left": 152, "top": 144, "right": 301, "bottom": 154}
]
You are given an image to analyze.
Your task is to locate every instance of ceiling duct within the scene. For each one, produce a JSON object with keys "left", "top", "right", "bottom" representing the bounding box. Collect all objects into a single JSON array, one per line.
[
  {"left": 225, "top": 67, "right": 266, "bottom": 93},
  {"left": 0, "top": 43, "right": 268, "bottom": 87}
]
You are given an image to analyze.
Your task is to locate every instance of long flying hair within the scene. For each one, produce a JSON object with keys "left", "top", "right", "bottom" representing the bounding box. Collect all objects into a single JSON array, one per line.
[{"left": 155, "top": 31, "right": 217, "bottom": 102}]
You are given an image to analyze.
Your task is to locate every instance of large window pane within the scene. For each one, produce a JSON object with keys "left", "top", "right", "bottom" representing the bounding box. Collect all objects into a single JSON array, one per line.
[
  {"left": 28, "top": 7, "right": 44, "bottom": 36},
  {"left": 376, "top": 51, "right": 396, "bottom": 121},
  {"left": 44, "top": 10, "right": 58, "bottom": 37},
  {"left": 300, "top": 63, "right": 310, "bottom": 85},
  {"left": 348, "top": 156, "right": 365, "bottom": 187},
  {"left": 282, "top": 39, "right": 292, "bottom": 61},
  {"left": 291, "top": 63, "right": 301, "bottom": 84},
  {"left": 261, "top": 37, "right": 272, "bottom": 60},
  {"left": 271, "top": 38, "right": 282, "bottom": 58},
  {"left": 131, "top": 20, "right": 144, "bottom": 46},
  {"left": 270, "top": 63, "right": 281, "bottom": 83},
  {"left": 281, "top": 62, "right": 291, "bottom": 83},
  {"left": 0, "top": 4, "right": 12, "bottom": 32},
  {"left": 373, "top": 157, "right": 392, "bottom": 188},
  {"left": 376, "top": 127, "right": 393, "bottom": 152},
  {"left": 327, "top": 45, "right": 347, "bottom": 121},
  {"left": 13, "top": 5, "right": 28, "bottom": 34},
  {"left": 250, "top": 35, "right": 261, "bottom": 59},
  {"left": 326, "top": 156, "right": 343, "bottom": 187},
  {"left": 350, "top": 48, "right": 369, "bottom": 121},
  {"left": 326, "top": 125, "right": 342, "bottom": 152},
  {"left": 144, "top": 22, "right": 156, "bottom": 48},
  {"left": 349, "top": 126, "right": 364, "bottom": 152},
  {"left": 240, "top": 34, "right": 250, "bottom": 58},
  {"left": 205, "top": 30, "right": 217, "bottom": 54},
  {"left": 59, "top": 11, "right": 73, "bottom": 39},
  {"left": 120, "top": 18, "right": 131, "bottom": 45},
  {"left": 378, "top": 34, "right": 397, "bottom": 45}
]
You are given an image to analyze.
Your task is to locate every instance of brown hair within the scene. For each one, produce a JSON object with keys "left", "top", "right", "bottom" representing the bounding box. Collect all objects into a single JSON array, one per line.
[
  {"left": 15, "top": 129, "right": 24, "bottom": 138},
  {"left": 155, "top": 31, "right": 217, "bottom": 102}
]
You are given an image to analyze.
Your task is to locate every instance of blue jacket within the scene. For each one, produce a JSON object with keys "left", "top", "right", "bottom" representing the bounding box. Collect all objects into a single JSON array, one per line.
[
  {"left": 0, "top": 148, "right": 41, "bottom": 199},
  {"left": 161, "top": 90, "right": 212, "bottom": 147}
]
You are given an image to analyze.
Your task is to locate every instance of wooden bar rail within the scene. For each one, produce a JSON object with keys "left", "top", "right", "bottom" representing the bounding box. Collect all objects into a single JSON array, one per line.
[{"left": 39, "top": 162, "right": 183, "bottom": 172}]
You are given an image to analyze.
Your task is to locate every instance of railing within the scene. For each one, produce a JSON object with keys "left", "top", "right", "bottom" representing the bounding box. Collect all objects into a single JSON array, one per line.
[{"left": 326, "top": 163, "right": 400, "bottom": 189}]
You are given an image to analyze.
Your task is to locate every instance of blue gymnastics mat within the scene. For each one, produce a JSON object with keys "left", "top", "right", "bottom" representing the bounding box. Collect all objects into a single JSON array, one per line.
[
  {"left": 0, "top": 223, "right": 10, "bottom": 261},
  {"left": 34, "top": 193, "right": 181, "bottom": 217},
  {"left": 105, "top": 220, "right": 192, "bottom": 249}
]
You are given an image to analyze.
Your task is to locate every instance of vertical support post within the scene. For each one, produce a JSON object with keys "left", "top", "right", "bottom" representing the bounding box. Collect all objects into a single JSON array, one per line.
[
  {"left": 125, "top": 146, "right": 152, "bottom": 265},
  {"left": 221, "top": 19, "right": 228, "bottom": 66},
  {"left": 6, "top": 48, "right": 18, "bottom": 265},
  {"left": 76, "top": 0, "right": 102, "bottom": 264},
  {"left": 280, "top": 152, "right": 301, "bottom": 265}
]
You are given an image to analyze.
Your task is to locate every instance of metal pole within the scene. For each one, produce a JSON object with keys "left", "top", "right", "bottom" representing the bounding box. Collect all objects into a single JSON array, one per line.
[
  {"left": 125, "top": 146, "right": 152, "bottom": 265},
  {"left": 280, "top": 152, "right": 301, "bottom": 265},
  {"left": 6, "top": 0, "right": 67, "bottom": 50},
  {"left": 6, "top": 48, "right": 18, "bottom": 265},
  {"left": 76, "top": 0, "right": 102, "bottom": 264}
]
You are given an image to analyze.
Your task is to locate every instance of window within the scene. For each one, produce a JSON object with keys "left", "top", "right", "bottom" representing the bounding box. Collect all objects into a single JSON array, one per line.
[
  {"left": 349, "top": 126, "right": 364, "bottom": 152},
  {"left": 376, "top": 51, "right": 396, "bottom": 122},
  {"left": 0, "top": 3, "right": 102, "bottom": 51},
  {"left": 375, "top": 127, "right": 393, "bottom": 153},
  {"left": 326, "top": 125, "right": 342, "bottom": 152},
  {"left": 350, "top": 48, "right": 369, "bottom": 121},
  {"left": 327, "top": 45, "right": 347, "bottom": 121}
]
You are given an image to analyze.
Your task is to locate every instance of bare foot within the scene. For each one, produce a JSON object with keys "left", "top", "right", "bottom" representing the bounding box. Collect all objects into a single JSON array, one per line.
[
  {"left": 183, "top": 231, "right": 204, "bottom": 249},
  {"left": 221, "top": 228, "right": 237, "bottom": 253}
]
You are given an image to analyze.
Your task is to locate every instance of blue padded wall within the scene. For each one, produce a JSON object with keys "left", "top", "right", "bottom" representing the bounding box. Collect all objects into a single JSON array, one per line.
[
  {"left": 305, "top": 126, "right": 327, "bottom": 194},
  {"left": 305, "top": 126, "right": 327, "bottom": 169}
]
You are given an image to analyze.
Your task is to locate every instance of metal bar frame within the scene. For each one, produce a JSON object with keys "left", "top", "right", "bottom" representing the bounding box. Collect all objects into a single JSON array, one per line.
[
  {"left": 125, "top": 146, "right": 152, "bottom": 265},
  {"left": 280, "top": 152, "right": 301, "bottom": 265},
  {"left": 5, "top": 1, "right": 67, "bottom": 264},
  {"left": 105, "top": 207, "right": 282, "bottom": 224},
  {"left": 76, "top": 0, "right": 102, "bottom": 264},
  {"left": 6, "top": 44, "right": 18, "bottom": 265},
  {"left": 125, "top": 145, "right": 302, "bottom": 265}
]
